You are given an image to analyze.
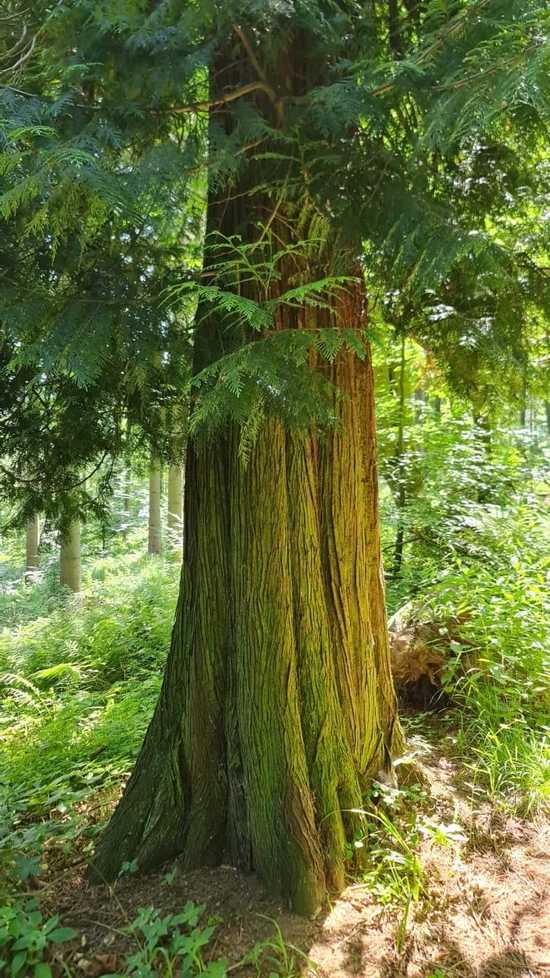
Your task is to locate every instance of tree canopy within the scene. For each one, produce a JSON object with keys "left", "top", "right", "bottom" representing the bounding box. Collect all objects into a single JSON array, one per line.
[{"left": 1, "top": 0, "right": 548, "bottom": 521}]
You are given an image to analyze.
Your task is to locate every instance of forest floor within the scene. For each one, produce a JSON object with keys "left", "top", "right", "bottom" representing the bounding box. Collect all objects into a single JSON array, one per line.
[
  {"left": 2, "top": 514, "right": 547, "bottom": 978},
  {"left": 37, "top": 718, "right": 549, "bottom": 978}
]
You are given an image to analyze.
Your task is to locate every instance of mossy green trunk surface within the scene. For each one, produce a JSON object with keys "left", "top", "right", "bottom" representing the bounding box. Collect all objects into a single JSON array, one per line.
[
  {"left": 92, "top": 42, "right": 401, "bottom": 915},
  {"left": 92, "top": 301, "right": 401, "bottom": 913}
]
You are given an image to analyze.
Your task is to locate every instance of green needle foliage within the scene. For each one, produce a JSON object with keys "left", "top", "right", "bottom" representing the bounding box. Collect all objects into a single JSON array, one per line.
[{"left": 0, "top": 0, "right": 548, "bottom": 519}]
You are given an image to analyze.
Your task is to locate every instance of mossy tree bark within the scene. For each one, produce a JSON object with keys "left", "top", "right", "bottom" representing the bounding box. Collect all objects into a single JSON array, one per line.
[
  {"left": 59, "top": 520, "right": 80, "bottom": 592},
  {"left": 148, "top": 456, "right": 162, "bottom": 555},
  {"left": 92, "top": 287, "right": 401, "bottom": 913},
  {"left": 92, "top": 39, "right": 402, "bottom": 915}
]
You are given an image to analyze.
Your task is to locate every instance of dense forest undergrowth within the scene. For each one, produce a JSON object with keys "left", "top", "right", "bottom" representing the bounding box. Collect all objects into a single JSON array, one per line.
[{"left": 1, "top": 411, "right": 548, "bottom": 978}]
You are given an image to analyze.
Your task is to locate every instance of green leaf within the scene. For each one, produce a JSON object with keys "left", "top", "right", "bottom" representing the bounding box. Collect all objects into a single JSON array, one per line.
[
  {"left": 48, "top": 927, "right": 77, "bottom": 943},
  {"left": 14, "top": 854, "right": 42, "bottom": 881},
  {"left": 11, "top": 951, "right": 26, "bottom": 977},
  {"left": 32, "top": 663, "right": 80, "bottom": 682},
  {"left": 34, "top": 964, "right": 53, "bottom": 978},
  {"left": 202, "top": 961, "right": 228, "bottom": 978}
]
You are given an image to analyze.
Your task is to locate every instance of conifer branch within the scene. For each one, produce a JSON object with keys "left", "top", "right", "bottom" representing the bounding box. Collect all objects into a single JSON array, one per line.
[
  {"left": 0, "top": 9, "right": 27, "bottom": 21},
  {"left": 168, "top": 80, "right": 279, "bottom": 116},
  {"left": 0, "top": 451, "right": 110, "bottom": 489},
  {"left": 233, "top": 26, "right": 269, "bottom": 87},
  {"left": 0, "top": 31, "right": 36, "bottom": 77},
  {"left": 368, "top": 0, "right": 494, "bottom": 97},
  {"left": 0, "top": 23, "right": 28, "bottom": 63},
  {"left": 233, "top": 25, "right": 284, "bottom": 125},
  {"left": 434, "top": 43, "right": 540, "bottom": 92}
]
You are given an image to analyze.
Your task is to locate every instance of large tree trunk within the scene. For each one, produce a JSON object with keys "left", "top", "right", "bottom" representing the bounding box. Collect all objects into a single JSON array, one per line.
[
  {"left": 148, "top": 457, "right": 162, "bottom": 554},
  {"left": 92, "top": 288, "right": 401, "bottom": 913},
  {"left": 59, "top": 520, "right": 80, "bottom": 592},
  {"left": 25, "top": 514, "right": 40, "bottom": 580},
  {"left": 92, "top": 38, "right": 401, "bottom": 915}
]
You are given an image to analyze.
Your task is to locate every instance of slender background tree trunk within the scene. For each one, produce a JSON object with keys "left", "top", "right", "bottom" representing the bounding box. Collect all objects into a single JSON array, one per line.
[
  {"left": 123, "top": 468, "right": 131, "bottom": 513},
  {"left": 25, "top": 514, "right": 40, "bottom": 581},
  {"left": 60, "top": 521, "right": 80, "bottom": 592},
  {"left": 148, "top": 457, "right": 162, "bottom": 554},
  {"left": 393, "top": 334, "right": 407, "bottom": 579},
  {"left": 167, "top": 463, "right": 183, "bottom": 550}
]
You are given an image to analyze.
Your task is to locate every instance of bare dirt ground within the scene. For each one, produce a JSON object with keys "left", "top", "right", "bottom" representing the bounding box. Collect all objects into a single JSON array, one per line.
[
  {"left": 43, "top": 733, "right": 549, "bottom": 978},
  {"left": 304, "top": 747, "right": 549, "bottom": 978}
]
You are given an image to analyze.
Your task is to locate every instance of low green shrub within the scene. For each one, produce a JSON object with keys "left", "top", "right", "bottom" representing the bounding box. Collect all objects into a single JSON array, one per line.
[
  {"left": 383, "top": 418, "right": 549, "bottom": 813},
  {"left": 0, "top": 900, "right": 77, "bottom": 978}
]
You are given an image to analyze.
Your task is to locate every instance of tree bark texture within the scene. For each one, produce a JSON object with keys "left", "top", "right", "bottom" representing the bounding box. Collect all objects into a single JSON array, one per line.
[
  {"left": 92, "top": 284, "right": 401, "bottom": 913},
  {"left": 25, "top": 514, "right": 40, "bottom": 579},
  {"left": 148, "top": 457, "right": 162, "bottom": 555},
  {"left": 59, "top": 520, "right": 80, "bottom": 592},
  {"left": 92, "top": 35, "right": 402, "bottom": 915}
]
